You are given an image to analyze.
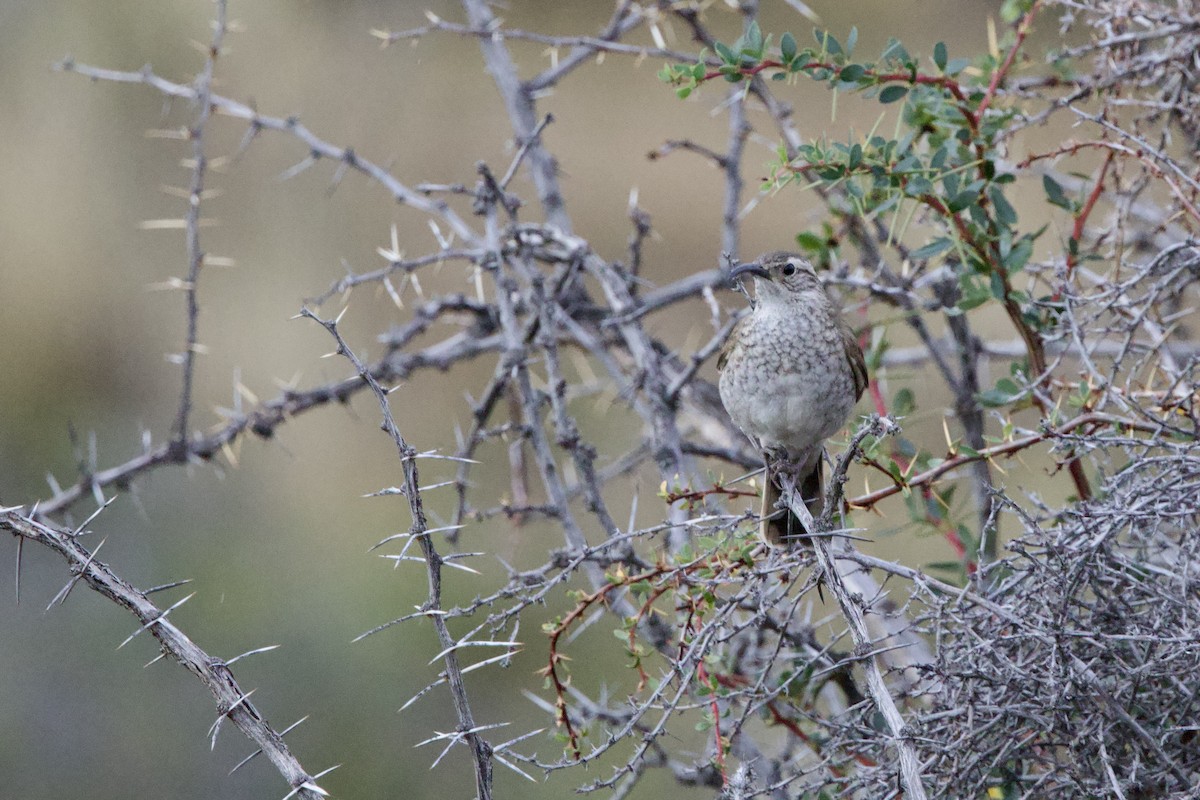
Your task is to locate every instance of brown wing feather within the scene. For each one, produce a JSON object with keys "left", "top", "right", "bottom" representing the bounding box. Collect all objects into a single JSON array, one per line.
[
  {"left": 717, "top": 317, "right": 744, "bottom": 373},
  {"left": 840, "top": 319, "right": 869, "bottom": 401}
]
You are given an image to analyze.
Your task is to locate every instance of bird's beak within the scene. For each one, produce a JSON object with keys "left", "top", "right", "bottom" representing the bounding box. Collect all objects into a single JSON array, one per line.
[{"left": 729, "top": 262, "right": 770, "bottom": 285}]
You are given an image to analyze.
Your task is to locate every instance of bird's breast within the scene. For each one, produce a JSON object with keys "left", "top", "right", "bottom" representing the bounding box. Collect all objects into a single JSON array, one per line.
[{"left": 718, "top": 302, "right": 857, "bottom": 454}]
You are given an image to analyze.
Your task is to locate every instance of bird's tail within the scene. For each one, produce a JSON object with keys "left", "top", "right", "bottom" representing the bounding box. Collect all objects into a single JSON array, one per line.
[{"left": 760, "top": 457, "right": 823, "bottom": 547}]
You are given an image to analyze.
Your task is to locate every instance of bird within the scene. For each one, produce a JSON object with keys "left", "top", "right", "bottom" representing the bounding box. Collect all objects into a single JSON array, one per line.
[{"left": 717, "top": 252, "right": 867, "bottom": 546}]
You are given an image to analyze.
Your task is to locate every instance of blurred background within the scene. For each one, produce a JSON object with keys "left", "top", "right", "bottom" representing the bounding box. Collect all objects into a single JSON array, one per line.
[{"left": 0, "top": 1, "right": 1044, "bottom": 797}]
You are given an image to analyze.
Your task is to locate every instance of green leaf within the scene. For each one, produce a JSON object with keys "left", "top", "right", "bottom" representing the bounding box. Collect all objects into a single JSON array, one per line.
[
  {"left": 848, "top": 143, "right": 863, "bottom": 169},
  {"left": 968, "top": 202, "right": 988, "bottom": 226},
  {"left": 795, "top": 231, "right": 825, "bottom": 253},
  {"left": 957, "top": 279, "right": 990, "bottom": 310},
  {"left": 905, "top": 177, "right": 933, "bottom": 197},
  {"left": 846, "top": 26, "right": 858, "bottom": 57},
  {"left": 814, "top": 29, "right": 842, "bottom": 56},
  {"left": 839, "top": 63, "right": 866, "bottom": 83},
  {"left": 881, "top": 38, "right": 910, "bottom": 64},
  {"left": 1000, "top": 0, "right": 1028, "bottom": 23},
  {"left": 989, "top": 270, "right": 1007, "bottom": 301},
  {"left": 714, "top": 41, "right": 736, "bottom": 64},
  {"left": 978, "top": 378, "right": 1023, "bottom": 407},
  {"left": 996, "top": 377, "right": 1022, "bottom": 396},
  {"left": 1042, "top": 174, "right": 1072, "bottom": 210},
  {"left": 874, "top": 193, "right": 900, "bottom": 214},
  {"left": 1004, "top": 235, "right": 1033, "bottom": 272},
  {"left": 946, "top": 190, "right": 977, "bottom": 213},
  {"left": 780, "top": 31, "right": 797, "bottom": 63},
  {"left": 743, "top": 20, "right": 764, "bottom": 56},
  {"left": 675, "top": 86, "right": 692, "bottom": 99},
  {"left": 944, "top": 57, "right": 970, "bottom": 75},
  {"left": 893, "top": 388, "right": 917, "bottom": 415},
  {"left": 933, "top": 42, "right": 948, "bottom": 71},
  {"left": 910, "top": 238, "right": 953, "bottom": 260},
  {"left": 990, "top": 188, "right": 1018, "bottom": 227},
  {"left": 879, "top": 84, "right": 909, "bottom": 104}
]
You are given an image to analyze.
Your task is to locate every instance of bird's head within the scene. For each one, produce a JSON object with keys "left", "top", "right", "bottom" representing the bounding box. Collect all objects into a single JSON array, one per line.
[{"left": 729, "top": 252, "right": 822, "bottom": 304}]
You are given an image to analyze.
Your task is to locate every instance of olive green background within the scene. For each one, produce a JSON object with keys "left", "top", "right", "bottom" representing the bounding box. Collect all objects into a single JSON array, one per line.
[{"left": 0, "top": 2, "right": 1036, "bottom": 797}]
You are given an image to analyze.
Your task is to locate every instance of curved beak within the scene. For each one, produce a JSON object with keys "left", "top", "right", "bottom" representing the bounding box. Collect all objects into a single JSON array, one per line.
[{"left": 729, "top": 261, "right": 770, "bottom": 285}]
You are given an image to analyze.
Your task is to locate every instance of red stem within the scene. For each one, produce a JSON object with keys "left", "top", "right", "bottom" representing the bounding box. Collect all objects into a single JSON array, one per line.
[
  {"left": 976, "top": 0, "right": 1043, "bottom": 118},
  {"left": 1066, "top": 149, "right": 1115, "bottom": 277},
  {"left": 849, "top": 411, "right": 1153, "bottom": 509}
]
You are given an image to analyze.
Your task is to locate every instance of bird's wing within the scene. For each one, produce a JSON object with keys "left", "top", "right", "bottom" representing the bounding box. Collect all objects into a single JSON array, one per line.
[
  {"left": 840, "top": 320, "right": 869, "bottom": 401},
  {"left": 716, "top": 318, "right": 742, "bottom": 372}
]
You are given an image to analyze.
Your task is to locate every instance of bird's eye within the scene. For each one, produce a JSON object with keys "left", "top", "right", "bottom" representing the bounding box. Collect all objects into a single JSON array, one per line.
[{"left": 781, "top": 263, "right": 797, "bottom": 277}]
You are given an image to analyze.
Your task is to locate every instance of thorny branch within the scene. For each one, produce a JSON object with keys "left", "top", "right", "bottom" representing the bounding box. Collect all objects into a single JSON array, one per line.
[
  {"left": 12, "top": 1, "right": 1200, "bottom": 798},
  {"left": 301, "top": 306, "right": 495, "bottom": 798},
  {"left": 784, "top": 418, "right": 929, "bottom": 800},
  {"left": 0, "top": 509, "right": 333, "bottom": 800},
  {"left": 170, "top": 0, "right": 228, "bottom": 454}
]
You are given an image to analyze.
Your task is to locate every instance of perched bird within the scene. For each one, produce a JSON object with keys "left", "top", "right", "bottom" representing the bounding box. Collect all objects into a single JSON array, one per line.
[{"left": 717, "top": 252, "right": 867, "bottom": 545}]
